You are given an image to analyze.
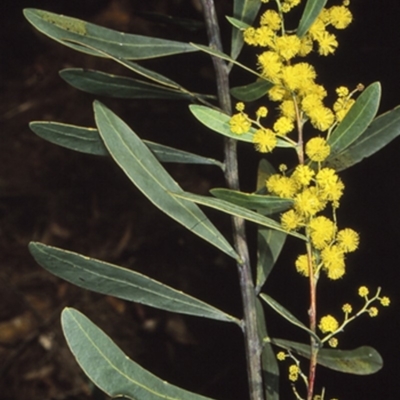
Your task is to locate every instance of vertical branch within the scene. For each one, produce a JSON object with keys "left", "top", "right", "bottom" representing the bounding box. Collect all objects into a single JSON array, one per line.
[{"left": 199, "top": 1, "right": 264, "bottom": 400}]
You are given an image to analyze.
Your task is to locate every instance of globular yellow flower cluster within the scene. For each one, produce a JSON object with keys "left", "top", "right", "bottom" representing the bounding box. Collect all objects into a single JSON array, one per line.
[
  {"left": 288, "top": 364, "right": 300, "bottom": 382},
  {"left": 266, "top": 140, "right": 359, "bottom": 280},
  {"left": 229, "top": 1, "right": 357, "bottom": 158},
  {"left": 319, "top": 314, "right": 339, "bottom": 333},
  {"left": 241, "top": 0, "right": 354, "bottom": 135},
  {"left": 317, "top": 287, "right": 390, "bottom": 347}
]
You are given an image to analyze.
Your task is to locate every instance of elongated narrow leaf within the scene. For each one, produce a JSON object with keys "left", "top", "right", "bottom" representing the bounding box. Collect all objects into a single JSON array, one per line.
[
  {"left": 189, "top": 105, "right": 293, "bottom": 148},
  {"left": 60, "top": 68, "right": 194, "bottom": 100},
  {"left": 297, "top": 0, "right": 327, "bottom": 38},
  {"left": 93, "top": 101, "right": 238, "bottom": 260},
  {"left": 231, "top": 0, "right": 262, "bottom": 60},
  {"left": 171, "top": 191, "right": 306, "bottom": 240},
  {"left": 210, "top": 188, "right": 293, "bottom": 215},
  {"left": 256, "top": 228, "right": 286, "bottom": 290},
  {"left": 62, "top": 308, "right": 216, "bottom": 400},
  {"left": 24, "top": 9, "right": 197, "bottom": 60},
  {"left": 325, "top": 105, "right": 400, "bottom": 171},
  {"left": 29, "top": 121, "right": 223, "bottom": 167},
  {"left": 260, "top": 294, "right": 320, "bottom": 343},
  {"left": 271, "top": 338, "right": 383, "bottom": 375},
  {"left": 256, "top": 299, "right": 279, "bottom": 400},
  {"left": 230, "top": 79, "right": 273, "bottom": 102},
  {"left": 328, "top": 82, "right": 381, "bottom": 156},
  {"left": 29, "top": 243, "right": 238, "bottom": 324}
]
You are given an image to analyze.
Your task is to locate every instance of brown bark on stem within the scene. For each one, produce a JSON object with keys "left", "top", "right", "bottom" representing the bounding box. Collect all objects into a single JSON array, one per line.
[{"left": 199, "top": 1, "right": 264, "bottom": 399}]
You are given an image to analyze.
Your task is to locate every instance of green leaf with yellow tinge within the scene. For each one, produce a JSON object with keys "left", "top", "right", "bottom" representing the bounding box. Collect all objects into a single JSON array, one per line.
[
  {"left": 62, "top": 308, "right": 216, "bottom": 399},
  {"left": 24, "top": 8, "right": 197, "bottom": 60}
]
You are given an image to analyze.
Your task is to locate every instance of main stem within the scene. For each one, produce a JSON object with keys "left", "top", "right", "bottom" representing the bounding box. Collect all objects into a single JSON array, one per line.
[{"left": 200, "top": 2, "right": 264, "bottom": 400}]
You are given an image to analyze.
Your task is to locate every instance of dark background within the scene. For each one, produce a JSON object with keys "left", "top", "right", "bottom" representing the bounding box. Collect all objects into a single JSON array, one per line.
[{"left": 1, "top": 1, "right": 399, "bottom": 399}]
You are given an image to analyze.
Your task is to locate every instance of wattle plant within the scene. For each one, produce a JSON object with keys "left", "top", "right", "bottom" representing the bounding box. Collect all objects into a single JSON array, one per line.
[{"left": 24, "top": 1, "right": 399, "bottom": 399}]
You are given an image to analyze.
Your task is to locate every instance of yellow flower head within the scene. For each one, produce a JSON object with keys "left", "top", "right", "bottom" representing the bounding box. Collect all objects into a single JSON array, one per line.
[
  {"left": 255, "top": 26, "right": 275, "bottom": 47},
  {"left": 288, "top": 364, "right": 299, "bottom": 382},
  {"left": 292, "top": 164, "right": 315, "bottom": 186},
  {"left": 308, "top": 18, "right": 327, "bottom": 41},
  {"left": 328, "top": 337, "right": 338, "bottom": 348},
  {"left": 295, "top": 253, "right": 316, "bottom": 277},
  {"left": 229, "top": 113, "right": 251, "bottom": 134},
  {"left": 335, "top": 98, "right": 355, "bottom": 122},
  {"left": 273, "top": 116, "right": 294, "bottom": 135},
  {"left": 317, "top": 31, "right": 338, "bottom": 56},
  {"left": 253, "top": 128, "right": 277, "bottom": 153},
  {"left": 342, "top": 303, "right": 352, "bottom": 314},
  {"left": 268, "top": 85, "right": 289, "bottom": 102},
  {"left": 308, "top": 106, "right": 335, "bottom": 131},
  {"left": 294, "top": 187, "right": 327, "bottom": 217},
  {"left": 282, "top": 0, "right": 302, "bottom": 13},
  {"left": 276, "top": 351, "right": 286, "bottom": 361},
  {"left": 316, "top": 168, "right": 345, "bottom": 203},
  {"left": 319, "top": 314, "right": 339, "bottom": 333},
  {"left": 266, "top": 174, "right": 299, "bottom": 198},
  {"left": 258, "top": 51, "right": 283, "bottom": 82},
  {"left": 281, "top": 209, "right": 303, "bottom": 231},
  {"left": 298, "top": 36, "right": 313, "bottom": 57},
  {"left": 305, "top": 137, "right": 331, "bottom": 162},
  {"left": 368, "top": 307, "right": 378, "bottom": 317},
  {"left": 358, "top": 286, "right": 369, "bottom": 297},
  {"left": 321, "top": 245, "right": 346, "bottom": 279},
  {"left": 243, "top": 27, "right": 258, "bottom": 46},
  {"left": 380, "top": 296, "right": 390, "bottom": 306},
  {"left": 336, "top": 228, "right": 359, "bottom": 252},
  {"left": 260, "top": 9, "right": 282, "bottom": 31},
  {"left": 282, "top": 62, "right": 316, "bottom": 92},
  {"left": 275, "top": 34, "right": 301, "bottom": 60},
  {"left": 235, "top": 102, "right": 245, "bottom": 112},
  {"left": 336, "top": 86, "right": 349, "bottom": 97},
  {"left": 309, "top": 216, "right": 336, "bottom": 250},
  {"left": 329, "top": 5, "right": 353, "bottom": 29},
  {"left": 302, "top": 94, "right": 324, "bottom": 114},
  {"left": 256, "top": 106, "right": 268, "bottom": 119},
  {"left": 278, "top": 101, "right": 296, "bottom": 122}
]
